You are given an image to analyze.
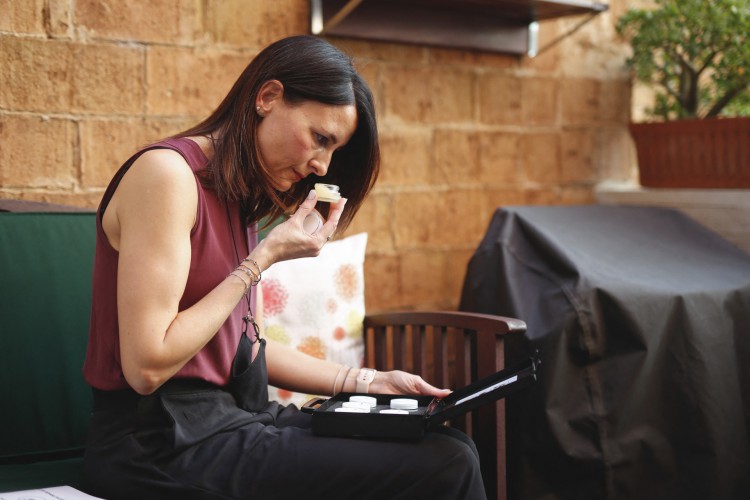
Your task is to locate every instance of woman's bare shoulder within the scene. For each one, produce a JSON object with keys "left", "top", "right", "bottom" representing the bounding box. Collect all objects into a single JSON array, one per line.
[
  {"left": 104, "top": 147, "right": 199, "bottom": 248},
  {"left": 118, "top": 147, "right": 196, "bottom": 201}
]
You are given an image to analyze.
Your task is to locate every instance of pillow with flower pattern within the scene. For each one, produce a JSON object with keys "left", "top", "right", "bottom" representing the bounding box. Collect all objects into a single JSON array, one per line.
[{"left": 262, "top": 232, "right": 367, "bottom": 409}]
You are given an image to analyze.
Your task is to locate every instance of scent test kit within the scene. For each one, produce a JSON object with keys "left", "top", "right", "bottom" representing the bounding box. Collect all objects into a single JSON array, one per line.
[
  {"left": 301, "top": 352, "right": 540, "bottom": 440},
  {"left": 314, "top": 183, "right": 341, "bottom": 202},
  {"left": 303, "top": 183, "right": 341, "bottom": 233}
]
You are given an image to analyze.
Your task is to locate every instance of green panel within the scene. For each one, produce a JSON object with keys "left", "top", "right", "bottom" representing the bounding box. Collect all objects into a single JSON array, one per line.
[
  {"left": 257, "top": 215, "right": 283, "bottom": 241},
  {"left": 0, "top": 213, "right": 96, "bottom": 459},
  {"left": 0, "top": 458, "right": 84, "bottom": 492}
]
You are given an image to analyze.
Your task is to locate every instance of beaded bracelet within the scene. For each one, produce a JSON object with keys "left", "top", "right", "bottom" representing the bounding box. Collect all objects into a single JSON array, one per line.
[
  {"left": 229, "top": 271, "right": 250, "bottom": 295},
  {"left": 241, "top": 258, "right": 262, "bottom": 285},
  {"left": 235, "top": 265, "right": 260, "bottom": 286}
]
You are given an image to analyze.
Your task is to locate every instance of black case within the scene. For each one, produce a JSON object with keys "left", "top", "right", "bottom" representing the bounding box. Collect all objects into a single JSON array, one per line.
[{"left": 301, "top": 352, "right": 540, "bottom": 440}]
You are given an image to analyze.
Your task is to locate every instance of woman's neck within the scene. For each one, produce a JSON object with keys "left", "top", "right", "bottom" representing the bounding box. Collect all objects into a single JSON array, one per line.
[{"left": 187, "top": 134, "right": 216, "bottom": 160}]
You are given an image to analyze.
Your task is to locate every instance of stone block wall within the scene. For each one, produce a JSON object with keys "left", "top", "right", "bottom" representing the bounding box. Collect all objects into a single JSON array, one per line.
[{"left": 1, "top": 0, "right": 639, "bottom": 312}]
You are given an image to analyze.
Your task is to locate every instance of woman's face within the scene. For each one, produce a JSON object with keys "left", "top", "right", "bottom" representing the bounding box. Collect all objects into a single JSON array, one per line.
[{"left": 255, "top": 95, "right": 357, "bottom": 192}]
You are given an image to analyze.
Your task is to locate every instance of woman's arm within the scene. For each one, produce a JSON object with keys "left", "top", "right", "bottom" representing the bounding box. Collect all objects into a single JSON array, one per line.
[
  {"left": 265, "top": 338, "right": 451, "bottom": 398},
  {"left": 109, "top": 151, "right": 343, "bottom": 396},
  {"left": 265, "top": 339, "right": 348, "bottom": 395},
  {"left": 107, "top": 149, "right": 251, "bottom": 395}
]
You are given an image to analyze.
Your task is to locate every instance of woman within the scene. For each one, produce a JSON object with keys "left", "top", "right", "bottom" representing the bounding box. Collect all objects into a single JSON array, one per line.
[{"left": 82, "top": 35, "right": 487, "bottom": 500}]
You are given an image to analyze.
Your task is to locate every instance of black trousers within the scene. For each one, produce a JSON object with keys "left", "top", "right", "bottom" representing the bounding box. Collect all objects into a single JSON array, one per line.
[{"left": 83, "top": 381, "right": 487, "bottom": 500}]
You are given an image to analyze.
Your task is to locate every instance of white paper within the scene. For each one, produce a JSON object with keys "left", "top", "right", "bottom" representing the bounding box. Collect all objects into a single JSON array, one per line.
[{"left": 0, "top": 486, "right": 103, "bottom": 500}]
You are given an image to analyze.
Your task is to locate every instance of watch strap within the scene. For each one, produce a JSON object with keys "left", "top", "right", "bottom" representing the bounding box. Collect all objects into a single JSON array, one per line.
[{"left": 355, "top": 368, "right": 377, "bottom": 393}]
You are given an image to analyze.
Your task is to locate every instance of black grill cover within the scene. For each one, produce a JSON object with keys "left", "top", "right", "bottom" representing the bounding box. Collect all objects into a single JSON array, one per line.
[{"left": 459, "top": 205, "right": 750, "bottom": 500}]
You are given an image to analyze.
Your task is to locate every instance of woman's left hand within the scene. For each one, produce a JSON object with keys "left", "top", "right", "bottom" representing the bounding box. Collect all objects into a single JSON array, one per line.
[
  {"left": 252, "top": 190, "right": 346, "bottom": 269},
  {"left": 369, "top": 370, "right": 451, "bottom": 399}
]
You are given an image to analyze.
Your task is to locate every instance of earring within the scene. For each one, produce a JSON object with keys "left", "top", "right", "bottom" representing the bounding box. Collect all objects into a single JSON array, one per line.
[{"left": 256, "top": 106, "right": 265, "bottom": 118}]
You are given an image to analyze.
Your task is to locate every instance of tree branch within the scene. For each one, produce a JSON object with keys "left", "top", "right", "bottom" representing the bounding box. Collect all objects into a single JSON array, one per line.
[{"left": 706, "top": 82, "right": 750, "bottom": 118}]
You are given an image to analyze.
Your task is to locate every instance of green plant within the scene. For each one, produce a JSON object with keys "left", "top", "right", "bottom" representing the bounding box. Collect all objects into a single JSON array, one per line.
[{"left": 616, "top": 0, "right": 750, "bottom": 120}]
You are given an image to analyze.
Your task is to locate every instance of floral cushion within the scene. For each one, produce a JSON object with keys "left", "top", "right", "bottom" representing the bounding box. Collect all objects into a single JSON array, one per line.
[{"left": 262, "top": 232, "right": 368, "bottom": 409}]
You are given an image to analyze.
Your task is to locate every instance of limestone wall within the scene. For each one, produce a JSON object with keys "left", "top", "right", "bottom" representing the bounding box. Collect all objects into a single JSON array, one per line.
[{"left": 0, "top": 0, "right": 640, "bottom": 311}]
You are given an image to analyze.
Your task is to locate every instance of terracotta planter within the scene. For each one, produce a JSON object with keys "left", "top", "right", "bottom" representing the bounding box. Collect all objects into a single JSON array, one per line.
[{"left": 629, "top": 117, "right": 750, "bottom": 189}]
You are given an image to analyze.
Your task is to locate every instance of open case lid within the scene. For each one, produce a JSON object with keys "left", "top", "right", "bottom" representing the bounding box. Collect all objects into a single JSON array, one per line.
[{"left": 426, "top": 351, "right": 541, "bottom": 426}]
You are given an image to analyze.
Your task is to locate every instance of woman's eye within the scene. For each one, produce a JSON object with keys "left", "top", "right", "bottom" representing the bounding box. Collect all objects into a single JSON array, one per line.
[{"left": 315, "top": 133, "right": 329, "bottom": 147}]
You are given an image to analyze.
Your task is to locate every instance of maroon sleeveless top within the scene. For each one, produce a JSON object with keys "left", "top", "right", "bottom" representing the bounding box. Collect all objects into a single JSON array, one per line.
[{"left": 83, "top": 138, "right": 258, "bottom": 390}]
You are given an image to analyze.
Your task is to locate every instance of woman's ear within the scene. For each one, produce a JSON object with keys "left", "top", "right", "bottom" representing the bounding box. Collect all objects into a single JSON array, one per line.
[{"left": 256, "top": 80, "right": 284, "bottom": 116}]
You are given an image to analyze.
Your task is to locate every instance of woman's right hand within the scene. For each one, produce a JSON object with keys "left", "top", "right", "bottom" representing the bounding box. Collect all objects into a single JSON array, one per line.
[{"left": 251, "top": 189, "right": 347, "bottom": 270}]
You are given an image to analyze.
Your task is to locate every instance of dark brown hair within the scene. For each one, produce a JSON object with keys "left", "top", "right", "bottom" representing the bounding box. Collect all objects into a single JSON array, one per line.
[{"left": 175, "top": 35, "right": 379, "bottom": 231}]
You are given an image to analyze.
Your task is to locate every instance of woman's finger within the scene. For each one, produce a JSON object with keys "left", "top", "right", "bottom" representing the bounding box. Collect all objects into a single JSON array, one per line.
[
  {"left": 289, "top": 190, "right": 319, "bottom": 224},
  {"left": 321, "top": 197, "right": 347, "bottom": 239}
]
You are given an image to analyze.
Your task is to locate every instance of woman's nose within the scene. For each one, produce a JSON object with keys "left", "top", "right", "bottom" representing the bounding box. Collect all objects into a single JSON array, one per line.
[{"left": 310, "top": 150, "right": 332, "bottom": 176}]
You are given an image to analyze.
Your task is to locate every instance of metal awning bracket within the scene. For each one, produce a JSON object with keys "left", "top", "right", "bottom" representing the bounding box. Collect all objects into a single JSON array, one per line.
[{"left": 311, "top": 0, "right": 364, "bottom": 35}]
